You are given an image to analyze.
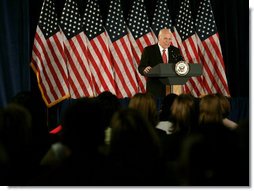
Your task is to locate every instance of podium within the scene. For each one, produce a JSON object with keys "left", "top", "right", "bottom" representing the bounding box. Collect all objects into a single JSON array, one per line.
[{"left": 146, "top": 62, "right": 203, "bottom": 85}]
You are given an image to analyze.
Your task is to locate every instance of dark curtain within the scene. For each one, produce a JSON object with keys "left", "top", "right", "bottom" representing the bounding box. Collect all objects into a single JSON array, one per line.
[
  {"left": 216, "top": 0, "right": 249, "bottom": 97},
  {"left": 0, "top": 0, "right": 30, "bottom": 107},
  {"left": 0, "top": 0, "right": 249, "bottom": 128}
]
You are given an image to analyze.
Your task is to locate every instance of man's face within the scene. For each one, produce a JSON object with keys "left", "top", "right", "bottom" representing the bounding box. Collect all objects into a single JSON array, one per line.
[{"left": 158, "top": 32, "right": 172, "bottom": 49}]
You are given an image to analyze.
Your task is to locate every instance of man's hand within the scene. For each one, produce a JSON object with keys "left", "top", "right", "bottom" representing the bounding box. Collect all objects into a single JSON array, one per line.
[{"left": 144, "top": 66, "right": 152, "bottom": 74}]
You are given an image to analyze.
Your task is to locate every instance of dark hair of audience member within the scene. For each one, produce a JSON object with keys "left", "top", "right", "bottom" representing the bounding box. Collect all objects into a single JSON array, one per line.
[
  {"left": 159, "top": 93, "right": 178, "bottom": 121},
  {"left": 0, "top": 103, "right": 33, "bottom": 185},
  {"left": 177, "top": 124, "right": 242, "bottom": 186},
  {"left": 0, "top": 104, "right": 32, "bottom": 163},
  {"left": 96, "top": 91, "right": 121, "bottom": 129},
  {"left": 9, "top": 91, "right": 51, "bottom": 165},
  {"left": 107, "top": 108, "right": 164, "bottom": 185},
  {"left": 33, "top": 97, "right": 108, "bottom": 185},
  {"left": 61, "top": 97, "right": 105, "bottom": 156}
]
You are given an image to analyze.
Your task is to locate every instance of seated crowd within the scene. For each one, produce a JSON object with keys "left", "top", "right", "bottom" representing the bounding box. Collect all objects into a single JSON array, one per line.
[{"left": 0, "top": 91, "right": 249, "bottom": 186}]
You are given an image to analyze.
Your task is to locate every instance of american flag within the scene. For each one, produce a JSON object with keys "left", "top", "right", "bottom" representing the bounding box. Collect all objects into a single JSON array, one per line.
[
  {"left": 105, "top": 0, "right": 138, "bottom": 98},
  {"left": 150, "top": 0, "right": 178, "bottom": 47},
  {"left": 30, "top": 0, "right": 70, "bottom": 107},
  {"left": 195, "top": 0, "right": 230, "bottom": 96},
  {"left": 151, "top": 0, "right": 182, "bottom": 94},
  {"left": 174, "top": 0, "right": 205, "bottom": 96},
  {"left": 60, "top": 0, "right": 94, "bottom": 98},
  {"left": 127, "top": 0, "right": 156, "bottom": 93},
  {"left": 83, "top": 0, "right": 116, "bottom": 96}
]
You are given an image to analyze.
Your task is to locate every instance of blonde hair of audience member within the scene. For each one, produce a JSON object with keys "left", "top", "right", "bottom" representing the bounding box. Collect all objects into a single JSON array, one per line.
[
  {"left": 214, "top": 93, "right": 238, "bottom": 129},
  {"left": 199, "top": 94, "right": 223, "bottom": 125},
  {"left": 170, "top": 94, "right": 197, "bottom": 134},
  {"left": 214, "top": 93, "right": 230, "bottom": 118},
  {"left": 128, "top": 93, "right": 159, "bottom": 127}
]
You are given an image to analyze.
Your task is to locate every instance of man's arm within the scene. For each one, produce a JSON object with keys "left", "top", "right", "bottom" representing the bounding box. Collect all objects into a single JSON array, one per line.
[{"left": 138, "top": 47, "right": 150, "bottom": 76}]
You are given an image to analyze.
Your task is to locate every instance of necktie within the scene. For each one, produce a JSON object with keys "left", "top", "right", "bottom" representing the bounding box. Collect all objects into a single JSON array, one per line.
[
  {"left": 163, "top": 49, "right": 170, "bottom": 95},
  {"left": 162, "top": 49, "right": 167, "bottom": 63}
]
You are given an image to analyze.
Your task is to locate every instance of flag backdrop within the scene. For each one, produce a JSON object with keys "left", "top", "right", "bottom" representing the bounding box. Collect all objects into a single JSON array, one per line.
[
  {"left": 105, "top": 0, "right": 138, "bottom": 98},
  {"left": 151, "top": 0, "right": 182, "bottom": 94},
  {"left": 127, "top": 0, "right": 156, "bottom": 93},
  {"left": 60, "top": 0, "right": 94, "bottom": 98},
  {"left": 195, "top": 0, "right": 230, "bottom": 96},
  {"left": 30, "top": 0, "right": 69, "bottom": 107},
  {"left": 151, "top": 0, "right": 174, "bottom": 42},
  {"left": 174, "top": 0, "right": 205, "bottom": 96},
  {"left": 31, "top": 0, "right": 230, "bottom": 107},
  {"left": 83, "top": 0, "right": 116, "bottom": 96}
]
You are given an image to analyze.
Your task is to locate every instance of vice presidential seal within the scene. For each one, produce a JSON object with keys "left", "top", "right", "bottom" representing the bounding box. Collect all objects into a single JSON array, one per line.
[{"left": 175, "top": 61, "right": 189, "bottom": 76}]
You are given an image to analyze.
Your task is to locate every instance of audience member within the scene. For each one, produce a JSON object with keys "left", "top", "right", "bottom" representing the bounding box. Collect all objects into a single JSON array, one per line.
[
  {"left": 156, "top": 93, "right": 178, "bottom": 134},
  {"left": 31, "top": 97, "right": 107, "bottom": 185},
  {"left": 170, "top": 93, "right": 198, "bottom": 134},
  {"left": 128, "top": 93, "right": 159, "bottom": 127},
  {"left": 106, "top": 108, "right": 166, "bottom": 185},
  {"left": 97, "top": 91, "right": 121, "bottom": 128},
  {"left": 176, "top": 123, "right": 241, "bottom": 186},
  {"left": 215, "top": 93, "right": 238, "bottom": 129},
  {"left": 9, "top": 91, "right": 51, "bottom": 166},
  {"left": 175, "top": 94, "right": 242, "bottom": 185},
  {"left": 159, "top": 94, "right": 198, "bottom": 164},
  {"left": 96, "top": 91, "right": 121, "bottom": 146},
  {"left": 199, "top": 94, "right": 223, "bottom": 126},
  {"left": 0, "top": 91, "right": 247, "bottom": 186},
  {"left": 0, "top": 103, "right": 34, "bottom": 185}
]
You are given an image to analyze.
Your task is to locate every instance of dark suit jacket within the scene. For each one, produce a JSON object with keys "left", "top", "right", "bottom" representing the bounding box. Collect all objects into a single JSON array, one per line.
[{"left": 138, "top": 44, "right": 183, "bottom": 98}]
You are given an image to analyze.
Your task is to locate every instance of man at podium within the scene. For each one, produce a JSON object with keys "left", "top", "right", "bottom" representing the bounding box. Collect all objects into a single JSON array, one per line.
[{"left": 138, "top": 28, "right": 183, "bottom": 98}]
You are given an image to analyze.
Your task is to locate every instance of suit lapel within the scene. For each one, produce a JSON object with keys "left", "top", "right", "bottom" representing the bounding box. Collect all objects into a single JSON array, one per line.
[{"left": 154, "top": 45, "right": 163, "bottom": 64}]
